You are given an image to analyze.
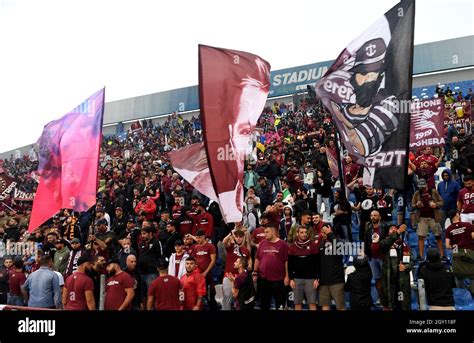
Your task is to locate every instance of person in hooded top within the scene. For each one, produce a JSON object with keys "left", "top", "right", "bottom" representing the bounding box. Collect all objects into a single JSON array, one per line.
[
  {"left": 418, "top": 248, "right": 456, "bottom": 310},
  {"left": 344, "top": 255, "right": 373, "bottom": 311},
  {"left": 279, "top": 205, "right": 296, "bottom": 240},
  {"left": 437, "top": 168, "right": 460, "bottom": 230}
]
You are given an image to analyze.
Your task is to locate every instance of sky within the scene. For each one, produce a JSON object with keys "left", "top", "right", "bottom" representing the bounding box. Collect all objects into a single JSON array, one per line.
[{"left": 0, "top": 0, "right": 473, "bottom": 153}]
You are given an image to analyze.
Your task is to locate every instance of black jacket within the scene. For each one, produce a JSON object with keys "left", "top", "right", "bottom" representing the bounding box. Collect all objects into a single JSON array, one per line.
[
  {"left": 138, "top": 238, "right": 163, "bottom": 274},
  {"left": 288, "top": 242, "right": 320, "bottom": 280},
  {"left": 344, "top": 262, "right": 373, "bottom": 310},
  {"left": 418, "top": 261, "right": 455, "bottom": 307},
  {"left": 319, "top": 233, "right": 345, "bottom": 286}
]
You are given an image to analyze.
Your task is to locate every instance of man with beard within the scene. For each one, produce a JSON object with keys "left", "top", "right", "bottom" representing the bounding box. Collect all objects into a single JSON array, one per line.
[
  {"left": 189, "top": 230, "right": 217, "bottom": 310},
  {"left": 253, "top": 225, "right": 289, "bottom": 310},
  {"left": 124, "top": 254, "right": 142, "bottom": 310},
  {"left": 363, "top": 210, "right": 388, "bottom": 305},
  {"left": 138, "top": 227, "right": 163, "bottom": 299},
  {"left": 222, "top": 230, "right": 251, "bottom": 310},
  {"left": 62, "top": 255, "right": 95, "bottom": 310},
  {"left": 180, "top": 257, "right": 206, "bottom": 310},
  {"left": 65, "top": 238, "right": 84, "bottom": 278},
  {"left": 287, "top": 210, "right": 314, "bottom": 244},
  {"left": 87, "top": 255, "right": 107, "bottom": 308},
  {"left": 288, "top": 226, "right": 320, "bottom": 311},
  {"left": 192, "top": 203, "right": 215, "bottom": 240},
  {"left": 318, "top": 224, "right": 345, "bottom": 311},
  {"left": 343, "top": 156, "right": 360, "bottom": 187},
  {"left": 354, "top": 185, "right": 378, "bottom": 241},
  {"left": 112, "top": 207, "right": 127, "bottom": 236},
  {"left": 412, "top": 178, "right": 444, "bottom": 261},
  {"left": 379, "top": 224, "right": 412, "bottom": 310},
  {"left": 104, "top": 257, "right": 135, "bottom": 310},
  {"left": 42, "top": 231, "right": 58, "bottom": 260}
]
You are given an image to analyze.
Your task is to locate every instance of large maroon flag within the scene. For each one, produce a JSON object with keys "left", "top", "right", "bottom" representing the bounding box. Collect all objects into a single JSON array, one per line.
[
  {"left": 170, "top": 46, "right": 270, "bottom": 223},
  {"left": 28, "top": 89, "right": 105, "bottom": 232},
  {"left": 199, "top": 45, "right": 270, "bottom": 223}
]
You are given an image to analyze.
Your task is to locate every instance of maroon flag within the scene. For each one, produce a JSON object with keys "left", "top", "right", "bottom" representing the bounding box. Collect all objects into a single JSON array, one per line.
[
  {"left": 130, "top": 120, "right": 142, "bottom": 132},
  {"left": 315, "top": 0, "right": 415, "bottom": 189},
  {"left": 409, "top": 98, "right": 445, "bottom": 148},
  {"left": 199, "top": 45, "right": 270, "bottom": 223},
  {"left": 168, "top": 142, "right": 217, "bottom": 202}
]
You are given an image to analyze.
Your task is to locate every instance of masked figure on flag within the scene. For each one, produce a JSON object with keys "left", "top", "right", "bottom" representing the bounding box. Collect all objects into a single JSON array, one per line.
[
  {"left": 316, "top": 0, "right": 414, "bottom": 189},
  {"left": 321, "top": 38, "right": 399, "bottom": 160}
]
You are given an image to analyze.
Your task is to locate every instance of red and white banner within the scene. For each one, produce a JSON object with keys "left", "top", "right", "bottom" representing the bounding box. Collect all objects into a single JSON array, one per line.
[
  {"left": 0, "top": 173, "right": 36, "bottom": 201},
  {"left": 409, "top": 98, "right": 445, "bottom": 148},
  {"left": 168, "top": 142, "right": 217, "bottom": 202},
  {"left": 444, "top": 100, "right": 472, "bottom": 125}
]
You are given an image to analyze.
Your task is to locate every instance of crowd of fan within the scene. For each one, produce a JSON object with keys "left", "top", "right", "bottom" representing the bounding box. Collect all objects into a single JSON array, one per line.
[{"left": 0, "top": 88, "right": 473, "bottom": 311}]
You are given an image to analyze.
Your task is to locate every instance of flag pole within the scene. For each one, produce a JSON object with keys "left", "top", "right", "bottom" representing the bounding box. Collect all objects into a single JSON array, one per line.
[{"left": 398, "top": 0, "right": 416, "bottom": 310}]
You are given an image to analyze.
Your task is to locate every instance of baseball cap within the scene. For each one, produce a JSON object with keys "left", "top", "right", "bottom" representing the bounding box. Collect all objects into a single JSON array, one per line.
[
  {"left": 96, "top": 218, "right": 108, "bottom": 225},
  {"left": 70, "top": 238, "right": 81, "bottom": 244},
  {"left": 77, "top": 255, "right": 90, "bottom": 266},
  {"left": 350, "top": 38, "right": 387, "bottom": 74},
  {"left": 55, "top": 239, "right": 68, "bottom": 245},
  {"left": 115, "top": 207, "right": 123, "bottom": 211}
]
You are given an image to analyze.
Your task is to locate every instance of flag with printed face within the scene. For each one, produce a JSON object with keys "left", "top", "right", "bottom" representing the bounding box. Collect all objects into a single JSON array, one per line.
[
  {"left": 28, "top": 89, "right": 105, "bottom": 232},
  {"left": 170, "top": 46, "right": 270, "bottom": 223},
  {"left": 199, "top": 45, "right": 270, "bottom": 223},
  {"left": 315, "top": 0, "right": 415, "bottom": 189}
]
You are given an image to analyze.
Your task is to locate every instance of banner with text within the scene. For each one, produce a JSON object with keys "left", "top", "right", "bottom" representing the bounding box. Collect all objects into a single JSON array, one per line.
[{"left": 409, "top": 98, "right": 445, "bottom": 148}]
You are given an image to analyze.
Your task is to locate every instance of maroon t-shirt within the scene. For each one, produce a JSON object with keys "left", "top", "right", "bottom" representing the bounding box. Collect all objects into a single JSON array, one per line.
[
  {"left": 458, "top": 188, "right": 474, "bottom": 214},
  {"left": 419, "top": 191, "right": 435, "bottom": 218},
  {"left": 446, "top": 222, "right": 474, "bottom": 250},
  {"left": 179, "top": 219, "right": 193, "bottom": 236},
  {"left": 191, "top": 243, "right": 216, "bottom": 273},
  {"left": 105, "top": 272, "right": 134, "bottom": 310},
  {"left": 148, "top": 275, "right": 181, "bottom": 310},
  {"left": 256, "top": 239, "right": 288, "bottom": 281},
  {"left": 251, "top": 227, "right": 266, "bottom": 245},
  {"left": 225, "top": 245, "right": 250, "bottom": 275},
  {"left": 8, "top": 270, "right": 26, "bottom": 296},
  {"left": 64, "top": 272, "right": 94, "bottom": 310}
]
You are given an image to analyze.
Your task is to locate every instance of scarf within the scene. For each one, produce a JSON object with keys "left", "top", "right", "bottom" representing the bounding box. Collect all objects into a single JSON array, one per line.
[{"left": 294, "top": 238, "right": 311, "bottom": 250}]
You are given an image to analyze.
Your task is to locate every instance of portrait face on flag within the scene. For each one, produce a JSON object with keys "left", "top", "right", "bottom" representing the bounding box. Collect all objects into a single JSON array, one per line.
[
  {"left": 198, "top": 45, "right": 271, "bottom": 223},
  {"left": 316, "top": 0, "right": 414, "bottom": 189}
]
